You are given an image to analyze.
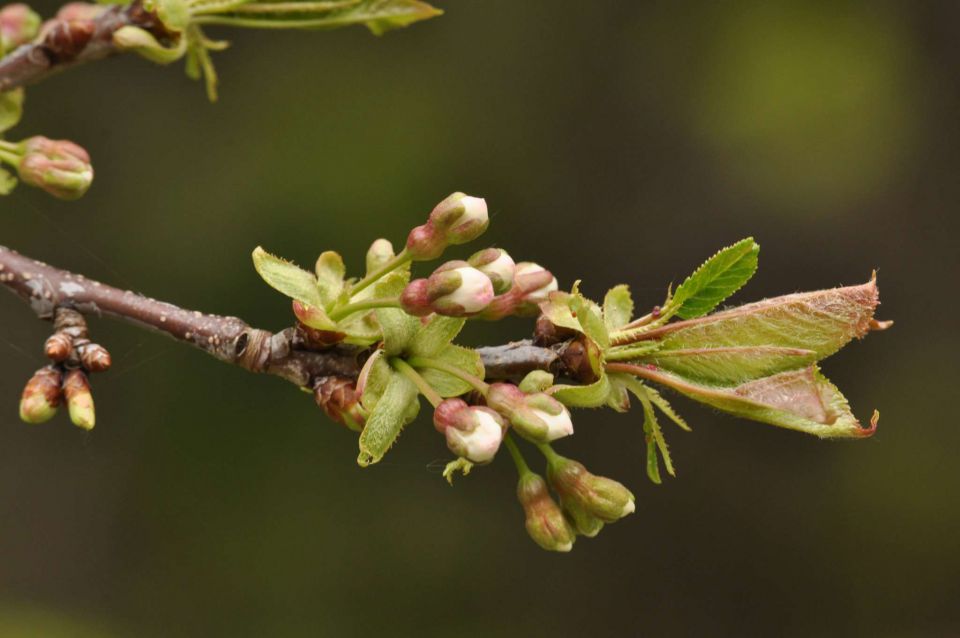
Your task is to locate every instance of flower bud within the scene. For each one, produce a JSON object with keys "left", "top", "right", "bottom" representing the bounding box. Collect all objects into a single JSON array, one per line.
[
  {"left": 44, "top": 332, "right": 73, "bottom": 362},
  {"left": 405, "top": 193, "right": 489, "bottom": 261},
  {"left": 400, "top": 262, "right": 495, "bottom": 317},
  {"left": 560, "top": 496, "right": 605, "bottom": 538},
  {"left": 62, "top": 368, "right": 95, "bottom": 430},
  {"left": 546, "top": 456, "right": 635, "bottom": 523},
  {"left": 56, "top": 2, "right": 106, "bottom": 22},
  {"left": 365, "top": 238, "right": 395, "bottom": 274},
  {"left": 486, "top": 383, "right": 574, "bottom": 442},
  {"left": 468, "top": 248, "right": 515, "bottom": 294},
  {"left": 18, "top": 366, "right": 62, "bottom": 424},
  {"left": 433, "top": 398, "right": 506, "bottom": 463},
  {"left": 78, "top": 342, "right": 111, "bottom": 372},
  {"left": 517, "top": 472, "right": 575, "bottom": 552},
  {"left": 0, "top": 4, "right": 40, "bottom": 50},
  {"left": 513, "top": 262, "right": 558, "bottom": 315},
  {"left": 18, "top": 136, "right": 93, "bottom": 200}
]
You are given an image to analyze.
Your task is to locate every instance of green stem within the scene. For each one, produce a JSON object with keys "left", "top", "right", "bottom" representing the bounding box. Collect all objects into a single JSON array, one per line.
[
  {"left": 390, "top": 357, "right": 442, "bottom": 408},
  {"left": 0, "top": 146, "right": 22, "bottom": 168},
  {"left": 328, "top": 297, "right": 400, "bottom": 321},
  {"left": 348, "top": 249, "right": 412, "bottom": 298},
  {"left": 406, "top": 356, "right": 489, "bottom": 394},
  {"left": 535, "top": 441, "right": 561, "bottom": 464},
  {"left": 503, "top": 434, "right": 531, "bottom": 476},
  {"left": 194, "top": 0, "right": 358, "bottom": 15}
]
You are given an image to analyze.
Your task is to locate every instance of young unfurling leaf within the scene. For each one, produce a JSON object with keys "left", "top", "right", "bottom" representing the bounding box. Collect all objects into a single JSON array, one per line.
[
  {"left": 315, "top": 250, "right": 347, "bottom": 308},
  {"left": 671, "top": 237, "right": 759, "bottom": 319},
  {"left": 252, "top": 246, "right": 325, "bottom": 309},
  {"left": 603, "top": 284, "right": 633, "bottom": 331},
  {"left": 357, "top": 367, "right": 420, "bottom": 466}
]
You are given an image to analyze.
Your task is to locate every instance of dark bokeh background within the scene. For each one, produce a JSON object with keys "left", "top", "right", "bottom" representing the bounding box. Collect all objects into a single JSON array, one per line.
[{"left": 1, "top": 1, "right": 958, "bottom": 635}]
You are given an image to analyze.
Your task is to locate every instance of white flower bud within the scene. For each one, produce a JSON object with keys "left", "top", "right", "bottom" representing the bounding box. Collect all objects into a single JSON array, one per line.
[
  {"left": 431, "top": 266, "right": 495, "bottom": 315},
  {"left": 514, "top": 262, "right": 558, "bottom": 304},
  {"left": 445, "top": 408, "right": 505, "bottom": 463},
  {"left": 531, "top": 404, "right": 574, "bottom": 441}
]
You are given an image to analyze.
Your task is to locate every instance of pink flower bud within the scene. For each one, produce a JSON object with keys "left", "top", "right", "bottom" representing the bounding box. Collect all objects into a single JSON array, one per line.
[
  {"left": 401, "top": 262, "right": 495, "bottom": 317},
  {"left": 468, "top": 248, "right": 515, "bottom": 294},
  {"left": 433, "top": 398, "right": 506, "bottom": 463},
  {"left": 517, "top": 472, "right": 575, "bottom": 552},
  {"left": 513, "top": 262, "right": 558, "bottom": 312},
  {"left": 0, "top": 4, "right": 40, "bottom": 49},
  {"left": 405, "top": 193, "right": 489, "bottom": 261},
  {"left": 18, "top": 136, "right": 93, "bottom": 200}
]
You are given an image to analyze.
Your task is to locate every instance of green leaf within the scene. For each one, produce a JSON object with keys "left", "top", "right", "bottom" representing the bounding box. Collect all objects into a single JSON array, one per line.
[
  {"left": 372, "top": 271, "right": 417, "bottom": 355},
  {"left": 605, "top": 342, "right": 661, "bottom": 362},
  {"left": 570, "top": 281, "right": 609, "bottom": 350},
  {"left": 643, "top": 346, "right": 818, "bottom": 386},
  {"left": 643, "top": 385, "right": 691, "bottom": 432},
  {"left": 0, "top": 89, "right": 24, "bottom": 134},
  {"left": 357, "top": 368, "right": 420, "bottom": 466},
  {"left": 417, "top": 344, "right": 484, "bottom": 397},
  {"left": 655, "top": 278, "right": 881, "bottom": 363},
  {"left": 551, "top": 374, "right": 612, "bottom": 409},
  {"left": 644, "top": 365, "right": 878, "bottom": 439},
  {"left": 194, "top": 0, "right": 442, "bottom": 35},
  {"left": 672, "top": 237, "right": 759, "bottom": 319},
  {"left": 539, "top": 291, "right": 581, "bottom": 333},
  {"left": 337, "top": 310, "right": 381, "bottom": 346},
  {"left": 0, "top": 167, "right": 16, "bottom": 195},
  {"left": 252, "top": 246, "right": 326, "bottom": 309},
  {"left": 315, "top": 250, "right": 346, "bottom": 309},
  {"left": 603, "top": 284, "right": 633, "bottom": 330},
  {"left": 359, "top": 351, "right": 392, "bottom": 412},
  {"left": 621, "top": 376, "right": 675, "bottom": 479},
  {"left": 408, "top": 316, "right": 465, "bottom": 358},
  {"left": 605, "top": 376, "right": 631, "bottom": 413}
]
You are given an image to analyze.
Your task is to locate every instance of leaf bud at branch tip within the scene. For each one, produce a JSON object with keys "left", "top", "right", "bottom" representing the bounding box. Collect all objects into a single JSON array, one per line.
[
  {"left": 44, "top": 333, "right": 73, "bottom": 362},
  {"left": 19, "top": 366, "right": 62, "bottom": 424},
  {"left": 517, "top": 472, "right": 575, "bottom": 552},
  {"left": 18, "top": 136, "right": 93, "bottom": 200},
  {"left": 433, "top": 398, "right": 506, "bottom": 463},
  {"left": 62, "top": 369, "right": 95, "bottom": 430},
  {"left": 78, "top": 342, "right": 111, "bottom": 372}
]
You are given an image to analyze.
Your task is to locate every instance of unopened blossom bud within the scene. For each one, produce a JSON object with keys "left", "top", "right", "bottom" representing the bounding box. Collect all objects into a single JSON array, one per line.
[
  {"left": 365, "top": 238, "right": 395, "bottom": 273},
  {"left": 19, "top": 366, "right": 62, "bottom": 424},
  {"left": 468, "top": 248, "right": 515, "bottom": 294},
  {"left": 400, "top": 262, "right": 495, "bottom": 317},
  {"left": 547, "top": 456, "right": 635, "bottom": 523},
  {"left": 62, "top": 368, "right": 95, "bottom": 430},
  {"left": 56, "top": 2, "right": 106, "bottom": 22},
  {"left": 513, "top": 262, "right": 558, "bottom": 315},
  {"left": 78, "top": 342, "right": 111, "bottom": 372},
  {"left": 560, "top": 496, "right": 605, "bottom": 538},
  {"left": 405, "top": 193, "right": 489, "bottom": 261},
  {"left": 44, "top": 332, "right": 73, "bottom": 362},
  {"left": 0, "top": 4, "right": 40, "bottom": 49},
  {"left": 487, "top": 383, "right": 574, "bottom": 442},
  {"left": 517, "top": 472, "right": 575, "bottom": 552},
  {"left": 433, "top": 398, "right": 506, "bottom": 463},
  {"left": 18, "top": 136, "right": 93, "bottom": 200}
]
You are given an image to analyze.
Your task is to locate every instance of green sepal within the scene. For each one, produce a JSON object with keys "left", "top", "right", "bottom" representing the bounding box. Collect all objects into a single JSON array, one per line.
[
  {"left": 315, "top": 250, "right": 346, "bottom": 309},
  {"left": 551, "top": 374, "right": 612, "bottom": 409},
  {"left": 603, "top": 284, "right": 633, "bottom": 331},
  {"left": 357, "top": 367, "right": 420, "bottom": 467},
  {"left": 252, "top": 246, "right": 326, "bottom": 309},
  {"left": 442, "top": 457, "right": 474, "bottom": 485},
  {"left": 0, "top": 89, "right": 24, "bottom": 134},
  {"left": 417, "top": 344, "right": 484, "bottom": 397},
  {"left": 408, "top": 316, "right": 465, "bottom": 358},
  {"left": 672, "top": 237, "right": 759, "bottom": 319}
]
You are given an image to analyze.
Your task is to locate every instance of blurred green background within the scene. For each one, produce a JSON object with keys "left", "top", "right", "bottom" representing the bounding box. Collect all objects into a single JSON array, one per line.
[{"left": 1, "top": 1, "right": 958, "bottom": 635}]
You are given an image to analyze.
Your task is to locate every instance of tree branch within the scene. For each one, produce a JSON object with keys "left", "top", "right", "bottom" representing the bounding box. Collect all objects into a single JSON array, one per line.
[
  {"left": 0, "top": 1, "right": 172, "bottom": 92},
  {"left": 0, "top": 244, "right": 573, "bottom": 395}
]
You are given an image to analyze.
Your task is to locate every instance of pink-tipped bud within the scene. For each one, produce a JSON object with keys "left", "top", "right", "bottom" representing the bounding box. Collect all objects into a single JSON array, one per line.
[
  {"left": 486, "top": 383, "right": 574, "bottom": 442},
  {"left": 405, "top": 193, "right": 489, "bottom": 261},
  {"left": 468, "top": 248, "right": 515, "bottom": 294},
  {"left": 55, "top": 2, "right": 106, "bottom": 22},
  {"left": 517, "top": 472, "right": 575, "bottom": 552},
  {"left": 18, "top": 136, "right": 93, "bottom": 200},
  {"left": 18, "top": 366, "right": 62, "bottom": 424},
  {"left": 433, "top": 398, "right": 506, "bottom": 463},
  {"left": 400, "top": 263, "right": 495, "bottom": 317},
  {"left": 62, "top": 369, "right": 95, "bottom": 430},
  {"left": 44, "top": 332, "right": 73, "bottom": 362},
  {"left": 546, "top": 456, "right": 635, "bottom": 523},
  {"left": 0, "top": 4, "right": 40, "bottom": 49},
  {"left": 513, "top": 262, "right": 558, "bottom": 315}
]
